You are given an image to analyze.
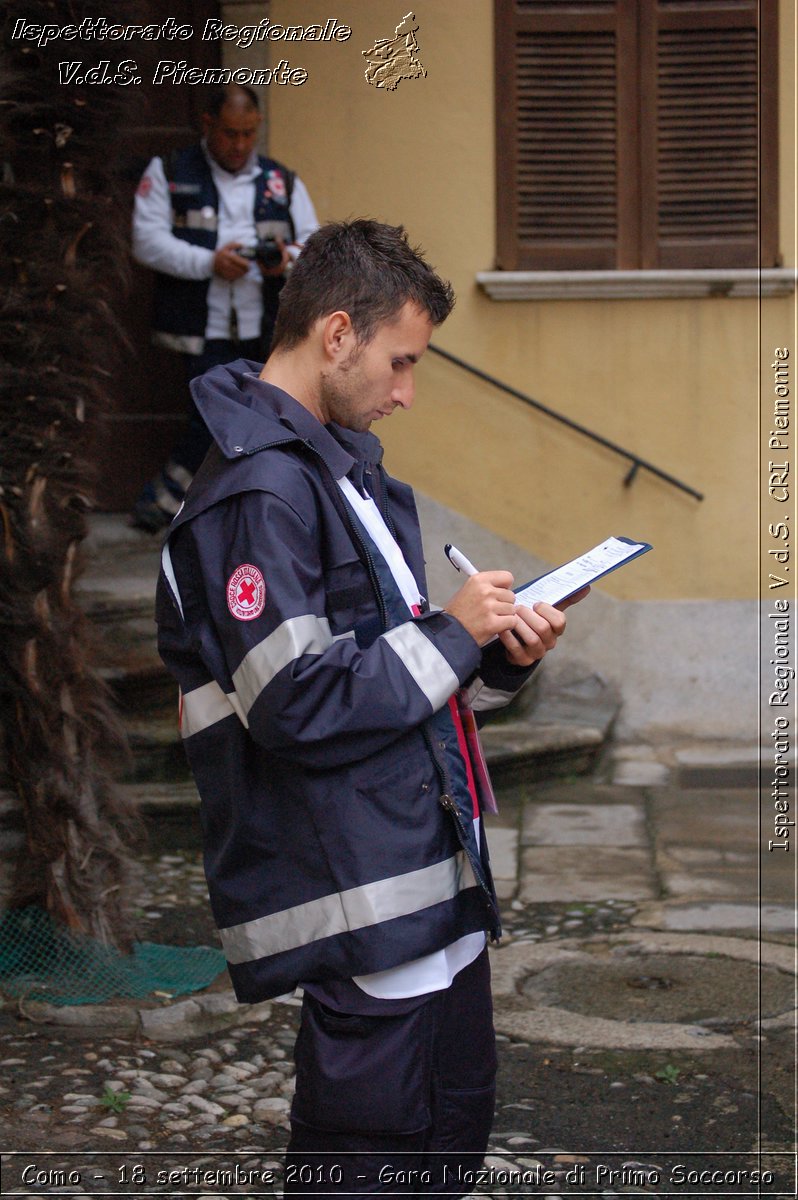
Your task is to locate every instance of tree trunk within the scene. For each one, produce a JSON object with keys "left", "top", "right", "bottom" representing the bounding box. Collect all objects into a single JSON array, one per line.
[{"left": 0, "top": 1, "right": 142, "bottom": 948}]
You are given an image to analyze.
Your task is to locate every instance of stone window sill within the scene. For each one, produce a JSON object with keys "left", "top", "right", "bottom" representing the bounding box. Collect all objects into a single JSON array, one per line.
[{"left": 476, "top": 268, "right": 796, "bottom": 301}]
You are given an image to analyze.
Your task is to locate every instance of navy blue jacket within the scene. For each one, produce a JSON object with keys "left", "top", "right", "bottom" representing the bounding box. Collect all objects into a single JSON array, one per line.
[{"left": 156, "top": 362, "right": 531, "bottom": 1001}]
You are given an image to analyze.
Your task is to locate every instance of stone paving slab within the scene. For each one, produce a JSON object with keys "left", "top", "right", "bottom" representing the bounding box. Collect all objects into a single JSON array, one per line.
[
  {"left": 631, "top": 901, "right": 795, "bottom": 934},
  {"left": 522, "top": 781, "right": 650, "bottom": 810},
  {"left": 674, "top": 745, "right": 761, "bottom": 766},
  {"left": 520, "top": 846, "right": 656, "bottom": 902},
  {"left": 649, "top": 788, "right": 759, "bottom": 848},
  {"left": 612, "top": 759, "right": 670, "bottom": 786},
  {"left": 659, "top": 864, "right": 759, "bottom": 899},
  {"left": 485, "top": 826, "right": 518, "bottom": 878},
  {"left": 523, "top": 802, "right": 647, "bottom": 847},
  {"left": 664, "top": 845, "right": 755, "bottom": 865}
]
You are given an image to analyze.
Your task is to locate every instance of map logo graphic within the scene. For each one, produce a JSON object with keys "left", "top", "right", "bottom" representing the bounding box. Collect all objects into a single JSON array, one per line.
[{"left": 362, "top": 11, "right": 427, "bottom": 91}]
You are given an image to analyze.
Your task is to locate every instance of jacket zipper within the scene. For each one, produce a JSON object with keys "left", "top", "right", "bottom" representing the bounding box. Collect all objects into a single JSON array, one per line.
[
  {"left": 370, "top": 459, "right": 498, "bottom": 924},
  {"left": 424, "top": 727, "right": 498, "bottom": 927}
]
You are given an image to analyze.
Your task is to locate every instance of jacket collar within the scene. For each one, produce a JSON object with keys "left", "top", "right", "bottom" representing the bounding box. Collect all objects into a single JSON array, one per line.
[{"left": 191, "top": 359, "right": 380, "bottom": 483}]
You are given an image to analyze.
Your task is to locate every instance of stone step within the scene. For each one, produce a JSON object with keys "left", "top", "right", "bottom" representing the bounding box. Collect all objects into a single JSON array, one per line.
[
  {"left": 123, "top": 779, "right": 201, "bottom": 812},
  {"left": 122, "top": 706, "right": 189, "bottom": 783},
  {"left": 80, "top": 518, "right": 171, "bottom": 715},
  {"left": 672, "top": 745, "right": 764, "bottom": 789},
  {"left": 79, "top": 516, "right": 161, "bottom": 617},
  {"left": 481, "top": 665, "right": 620, "bottom": 785}
]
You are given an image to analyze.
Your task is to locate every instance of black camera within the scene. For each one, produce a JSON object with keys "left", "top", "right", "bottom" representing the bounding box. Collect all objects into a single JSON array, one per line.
[{"left": 238, "top": 239, "right": 284, "bottom": 270}]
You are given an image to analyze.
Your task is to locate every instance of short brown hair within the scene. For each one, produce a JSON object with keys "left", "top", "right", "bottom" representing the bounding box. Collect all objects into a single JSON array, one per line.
[{"left": 270, "top": 219, "right": 454, "bottom": 353}]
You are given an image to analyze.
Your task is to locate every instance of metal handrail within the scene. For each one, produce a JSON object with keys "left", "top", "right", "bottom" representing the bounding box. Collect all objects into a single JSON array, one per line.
[{"left": 427, "top": 343, "right": 704, "bottom": 502}]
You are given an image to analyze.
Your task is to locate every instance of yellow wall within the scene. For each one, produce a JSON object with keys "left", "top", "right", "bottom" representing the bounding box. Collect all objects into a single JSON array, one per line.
[{"left": 264, "top": 0, "right": 796, "bottom": 600}]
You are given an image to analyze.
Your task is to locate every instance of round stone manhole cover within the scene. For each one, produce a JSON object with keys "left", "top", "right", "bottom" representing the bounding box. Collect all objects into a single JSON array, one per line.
[{"left": 521, "top": 953, "right": 792, "bottom": 1024}]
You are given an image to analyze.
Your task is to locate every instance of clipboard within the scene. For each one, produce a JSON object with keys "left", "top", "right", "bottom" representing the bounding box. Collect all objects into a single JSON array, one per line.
[{"left": 514, "top": 536, "right": 653, "bottom": 608}]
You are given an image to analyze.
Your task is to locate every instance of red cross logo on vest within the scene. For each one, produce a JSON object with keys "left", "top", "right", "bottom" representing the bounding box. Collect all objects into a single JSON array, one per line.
[{"left": 226, "top": 564, "right": 266, "bottom": 621}]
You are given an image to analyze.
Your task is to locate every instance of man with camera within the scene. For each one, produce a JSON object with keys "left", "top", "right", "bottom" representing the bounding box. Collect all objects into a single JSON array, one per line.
[{"left": 131, "top": 83, "right": 318, "bottom": 531}]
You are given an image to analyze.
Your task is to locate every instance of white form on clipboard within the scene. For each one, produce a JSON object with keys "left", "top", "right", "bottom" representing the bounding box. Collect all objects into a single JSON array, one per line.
[{"left": 514, "top": 536, "right": 653, "bottom": 608}]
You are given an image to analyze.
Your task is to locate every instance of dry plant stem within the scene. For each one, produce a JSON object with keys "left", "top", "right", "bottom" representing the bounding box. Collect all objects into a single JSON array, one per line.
[{"left": 0, "top": 0, "right": 143, "bottom": 949}]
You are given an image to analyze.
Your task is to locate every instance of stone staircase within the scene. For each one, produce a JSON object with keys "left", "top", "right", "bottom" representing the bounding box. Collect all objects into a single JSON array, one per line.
[{"left": 78, "top": 516, "right": 621, "bottom": 808}]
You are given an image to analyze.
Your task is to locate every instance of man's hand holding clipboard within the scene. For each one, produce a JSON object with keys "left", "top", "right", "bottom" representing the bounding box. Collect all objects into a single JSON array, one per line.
[{"left": 442, "top": 536, "right": 652, "bottom": 668}]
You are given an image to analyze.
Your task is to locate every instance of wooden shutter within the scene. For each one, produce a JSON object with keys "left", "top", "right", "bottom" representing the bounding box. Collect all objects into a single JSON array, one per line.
[
  {"left": 495, "top": 0, "right": 631, "bottom": 269},
  {"left": 640, "top": 1, "right": 778, "bottom": 268},
  {"left": 495, "top": 0, "right": 779, "bottom": 270}
]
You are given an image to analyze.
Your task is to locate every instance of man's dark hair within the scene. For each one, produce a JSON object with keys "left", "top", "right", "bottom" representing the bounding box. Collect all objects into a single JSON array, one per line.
[
  {"left": 201, "top": 84, "right": 259, "bottom": 117},
  {"left": 270, "top": 220, "right": 455, "bottom": 352}
]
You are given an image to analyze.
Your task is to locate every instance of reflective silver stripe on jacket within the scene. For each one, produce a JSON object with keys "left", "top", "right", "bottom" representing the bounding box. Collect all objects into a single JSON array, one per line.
[
  {"left": 179, "top": 209, "right": 218, "bottom": 231},
  {"left": 181, "top": 628, "right": 356, "bottom": 739},
  {"left": 461, "top": 677, "right": 517, "bottom": 713},
  {"left": 232, "top": 614, "right": 334, "bottom": 714},
  {"left": 382, "top": 623, "right": 459, "bottom": 711},
  {"left": 161, "top": 540, "right": 184, "bottom": 619},
  {"left": 182, "top": 605, "right": 457, "bottom": 739},
  {"left": 220, "top": 851, "right": 477, "bottom": 964},
  {"left": 182, "top": 680, "right": 246, "bottom": 738},
  {"left": 230, "top": 610, "right": 457, "bottom": 723}
]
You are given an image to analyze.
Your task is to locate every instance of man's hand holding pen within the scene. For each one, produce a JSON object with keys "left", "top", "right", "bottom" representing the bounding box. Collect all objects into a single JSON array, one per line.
[
  {"left": 442, "top": 543, "right": 588, "bottom": 667},
  {"left": 443, "top": 570, "right": 588, "bottom": 666}
]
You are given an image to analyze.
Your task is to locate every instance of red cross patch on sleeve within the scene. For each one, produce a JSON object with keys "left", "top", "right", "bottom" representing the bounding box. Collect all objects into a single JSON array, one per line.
[{"left": 227, "top": 564, "right": 266, "bottom": 621}]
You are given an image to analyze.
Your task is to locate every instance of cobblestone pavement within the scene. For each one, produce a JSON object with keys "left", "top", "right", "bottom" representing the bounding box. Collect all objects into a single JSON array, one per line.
[{"left": 1, "top": 751, "right": 795, "bottom": 1197}]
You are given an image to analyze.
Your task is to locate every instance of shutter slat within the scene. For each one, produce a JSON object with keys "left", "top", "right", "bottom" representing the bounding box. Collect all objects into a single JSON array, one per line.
[
  {"left": 656, "top": 23, "right": 759, "bottom": 246},
  {"left": 514, "top": 28, "right": 616, "bottom": 245}
]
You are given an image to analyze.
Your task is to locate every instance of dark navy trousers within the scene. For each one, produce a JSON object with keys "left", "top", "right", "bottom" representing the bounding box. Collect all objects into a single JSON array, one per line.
[{"left": 285, "top": 948, "right": 496, "bottom": 1196}]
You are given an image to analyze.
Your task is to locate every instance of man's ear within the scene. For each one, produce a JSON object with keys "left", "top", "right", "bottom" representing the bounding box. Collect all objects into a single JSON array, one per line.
[{"left": 321, "top": 311, "right": 355, "bottom": 361}]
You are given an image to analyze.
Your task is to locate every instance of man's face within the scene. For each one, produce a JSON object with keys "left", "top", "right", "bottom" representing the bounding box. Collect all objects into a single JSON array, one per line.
[
  {"left": 202, "top": 102, "right": 260, "bottom": 174},
  {"left": 319, "top": 302, "right": 434, "bottom": 433}
]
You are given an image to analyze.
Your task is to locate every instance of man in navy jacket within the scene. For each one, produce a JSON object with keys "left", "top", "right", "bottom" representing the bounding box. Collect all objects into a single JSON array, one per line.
[{"left": 156, "top": 220, "right": 583, "bottom": 1193}]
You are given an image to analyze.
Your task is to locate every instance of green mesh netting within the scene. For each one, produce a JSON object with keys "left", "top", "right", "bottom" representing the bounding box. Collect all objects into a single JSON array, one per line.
[{"left": 0, "top": 906, "right": 226, "bottom": 1006}]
